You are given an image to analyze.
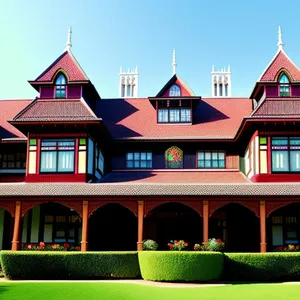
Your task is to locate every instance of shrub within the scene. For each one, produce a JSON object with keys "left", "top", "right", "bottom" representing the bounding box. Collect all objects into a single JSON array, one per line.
[
  {"left": 138, "top": 251, "right": 223, "bottom": 282},
  {"left": 204, "top": 238, "right": 225, "bottom": 252},
  {"left": 223, "top": 253, "right": 300, "bottom": 281},
  {"left": 167, "top": 240, "right": 188, "bottom": 251},
  {"left": 0, "top": 251, "right": 141, "bottom": 280},
  {"left": 142, "top": 240, "right": 158, "bottom": 251}
]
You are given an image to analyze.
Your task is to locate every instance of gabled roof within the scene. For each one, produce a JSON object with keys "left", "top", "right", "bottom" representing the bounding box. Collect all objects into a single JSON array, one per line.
[
  {"left": 12, "top": 98, "right": 100, "bottom": 122},
  {"left": 155, "top": 74, "right": 195, "bottom": 97},
  {"left": 258, "top": 50, "right": 300, "bottom": 82},
  {"left": 33, "top": 50, "right": 89, "bottom": 82},
  {"left": 96, "top": 97, "right": 252, "bottom": 140},
  {"left": 0, "top": 100, "right": 32, "bottom": 139}
]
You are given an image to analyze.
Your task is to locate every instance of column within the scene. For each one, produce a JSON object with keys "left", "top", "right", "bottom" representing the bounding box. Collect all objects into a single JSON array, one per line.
[
  {"left": 222, "top": 77, "right": 225, "bottom": 96},
  {"left": 137, "top": 200, "right": 144, "bottom": 251},
  {"left": 11, "top": 201, "right": 21, "bottom": 251},
  {"left": 217, "top": 83, "right": 220, "bottom": 97},
  {"left": 260, "top": 201, "right": 267, "bottom": 252},
  {"left": 81, "top": 201, "right": 88, "bottom": 252},
  {"left": 203, "top": 201, "right": 209, "bottom": 243}
]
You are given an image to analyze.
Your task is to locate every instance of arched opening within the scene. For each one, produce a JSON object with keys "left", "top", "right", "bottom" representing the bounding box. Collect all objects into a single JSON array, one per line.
[
  {"left": 144, "top": 202, "right": 202, "bottom": 249},
  {"left": 268, "top": 202, "right": 300, "bottom": 251},
  {"left": 54, "top": 73, "right": 67, "bottom": 98},
  {"left": 210, "top": 203, "right": 259, "bottom": 252},
  {"left": 21, "top": 202, "right": 81, "bottom": 249},
  {"left": 169, "top": 84, "right": 181, "bottom": 96},
  {"left": 165, "top": 146, "right": 183, "bottom": 168},
  {"left": 0, "top": 208, "right": 13, "bottom": 250},
  {"left": 88, "top": 204, "right": 137, "bottom": 251},
  {"left": 278, "top": 72, "right": 290, "bottom": 97}
]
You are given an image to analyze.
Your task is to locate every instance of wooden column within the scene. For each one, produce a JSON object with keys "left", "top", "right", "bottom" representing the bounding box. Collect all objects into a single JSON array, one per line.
[
  {"left": 81, "top": 201, "right": 88, "bottom": 252},
  {"left": 203, "top": 201, "right": 209, "bottom": 243},
  {"left": 137, "top": 200, "right": 144, "bottom": 251},
  {"left": 11, "top": 201, "right": 21, "bottom": 251},
  {"left": 260, "top": 201, "right": 267, "bottom": 253}
]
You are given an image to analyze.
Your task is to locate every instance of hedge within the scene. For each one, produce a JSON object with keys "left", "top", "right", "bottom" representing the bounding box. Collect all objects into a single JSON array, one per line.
[
  {"left": 223, "top": 253, "right": 300, "bottom": 281},
  {"left": 0, "top": 251, "right": 141, "bottom": 280},
  {"left": 138, "top": 251, "right": 223, "bottom": 282}
]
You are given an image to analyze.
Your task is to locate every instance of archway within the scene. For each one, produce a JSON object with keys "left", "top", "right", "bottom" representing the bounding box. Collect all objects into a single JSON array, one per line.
[
  {"left": 21, "top": 202, "right": 81, "bottom": 249},
  {"left": 88, "top": 204, "right": 137, "bottom": 251},
  {"left": 0, "top": 208, "right": 13, "bottom": 250},
  {"left": 268, "top": 202, "right": 300, "bottom": 251},
  {"left": 210, "top": 203, "right": 260, "bottom": 252},
  {"left": 144, "top": 202, "right": 202, "bottom": 249}
]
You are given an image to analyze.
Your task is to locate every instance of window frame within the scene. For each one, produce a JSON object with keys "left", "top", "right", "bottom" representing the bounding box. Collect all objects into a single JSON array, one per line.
[
  {"left": 157, "top": 107, "right": 191, "bottom": 123},
  {"left": 55, "top": 73, "right": 67, "bottom": 99},
  {"left": 126, "top": 151, "right": 152, "bottom": 169},
  {"left": 197, "top": 150, "right": 226, "bottom": 169},
  {"left": 40, "top": 139, "right": 76, "bottom": 174},
  {"left": 0, "top": 152, "right": 26, "bottom": 169},
  {"left": 279, "top": 73, "right": 290, "bottom": 97},
  {"left": 169, "top": 84, "right": 181, "bottom": 97}
]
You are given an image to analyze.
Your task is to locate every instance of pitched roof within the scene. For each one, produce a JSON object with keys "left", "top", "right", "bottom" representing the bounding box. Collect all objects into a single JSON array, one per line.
[
  {"left": 12, "top": 99, "right": 100, "bottom": 122},
  {"left": 34, "top": 50, "right": 89, "bottom": 82},
  {"left": 0, "top": 100, "right": 32, "bottom": 139},
  {"left": 96, "top": 97, "right": 252, "bottom": 140},
  {"left": 99, "top": 171, "right": 249, "bottom": 184},
  {"left": 251, "top": 99, "right": 300, "bottom": 118},
  {"left": 156, "top": 74, "right": 195, "bottom": 97},
  {"left": 259, "top": 50, "right": 300, "bottom": 82}
]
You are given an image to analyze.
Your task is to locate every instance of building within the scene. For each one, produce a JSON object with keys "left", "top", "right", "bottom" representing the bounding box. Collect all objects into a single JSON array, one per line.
[{"left": 1, "top": 26, "right": 300, "bottom": 253}]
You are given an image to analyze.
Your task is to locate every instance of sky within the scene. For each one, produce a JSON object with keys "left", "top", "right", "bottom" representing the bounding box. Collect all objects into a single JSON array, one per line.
[{"left": 1, "top": 0, "right": 300, "bottom": 100}]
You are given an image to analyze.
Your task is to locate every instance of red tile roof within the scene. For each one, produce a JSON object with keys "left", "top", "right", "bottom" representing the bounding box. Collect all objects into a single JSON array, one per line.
[
  {"left": 34, "top": 51, "right": 88, "bottom": 82},
  {"left": 0, "top": 100, "right": 32, "bottom": 138},
  {"left": 251, "top": 99, "right": 300, "bottom": 118},
  {"left": 100, "top": 171, "right": 250, "bottom": 184},
  {"left": 13, "top": 99, "right": 100, "bottom": 122},
  {"left": 260, "top": 50, "right": 300, "bottom": 81},
  {"left": 96, "top": 97, "right": 252, "bottom": 140}
]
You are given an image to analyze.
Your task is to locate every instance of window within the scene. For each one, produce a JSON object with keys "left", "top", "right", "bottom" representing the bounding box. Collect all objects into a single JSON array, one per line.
[
  {"left": 197, "top": 151, "right": 225, "bottom": 168},
  {"left": 0, "top": 152, "right": 26, "bottom": 169},
  {"left": 166, "top": 146, "right": 183, "bottom": 168},
  {"left": 55, "top": 73, "right": 67, "bottom": 98},
  {"left": 40, "top": 139, "right": 75, "bottom": 173},
  {"left": 279, "top": 73, "right": 290, "bottom": 97},
  {"left": 169, "top": 85, "right": 181, "bottom": 96},
  {"left": 271, "top": 137, "right": 300, "bottom": 172},
  {"left": 126, "top": 152, "right": 152, "bottom": 168},
  {"left": 157, "top": 99, "right": 191, "bottom": 123}
]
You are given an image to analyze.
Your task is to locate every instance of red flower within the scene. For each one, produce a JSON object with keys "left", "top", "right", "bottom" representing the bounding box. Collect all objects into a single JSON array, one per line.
[
  {"left": 169, "top": 244, "right": 174, "bottom": 248},
  {"left": 216, "top": 239, "right": 222, "bottom": 243},
  {"left": 27, "top": 244, "right": 32, "bottom": 249},
  {"left": 185, "top": 243, "right": 188, "bottom": 247},
  {"left": 63, "top": 243, "right": 70, "bottom": 249},
  {"left": 174, "top": 240, "right": 178, "bottom": 244},
  {"left": 39, "top": 242, "right": 45, "bottom": 248}
]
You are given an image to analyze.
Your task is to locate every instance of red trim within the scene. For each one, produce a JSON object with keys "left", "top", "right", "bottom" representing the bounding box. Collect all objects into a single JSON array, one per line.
[
  {"left": 75, "top": 138, "right": 79, "bottom": 174},
  {"left": 26, "top": 133, "right": 30, "bottom": 177},
  {"left": 252, "top": 173, "right": 300, "bottom": 182},
  {"left": 36, "top": 139, "right": 41, "bottom": 174},
  {"left": 25, "top": 174, "right": 86, "bottom": 183},
  {"left": 31, "top": 133, "right": 87, "bottom": 138},
  {"left": 267, "top": 136, "right": 271, "bottom": 174}
]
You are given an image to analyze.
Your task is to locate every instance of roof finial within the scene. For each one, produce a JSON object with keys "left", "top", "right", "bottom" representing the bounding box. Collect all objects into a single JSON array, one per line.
[
  {"left": 65, "top": 26, "right": 72, "bottom": 51},
  {"left": 172, "top": 49, "right": 177, "bottom": 75},
  {"left": 278, "top": 26, "right": 284, "bottom": 50}
]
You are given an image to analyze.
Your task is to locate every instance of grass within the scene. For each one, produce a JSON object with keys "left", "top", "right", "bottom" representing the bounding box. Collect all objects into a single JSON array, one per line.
[{"left": 0, "top": 282, "right": 300, "bottom": 300}]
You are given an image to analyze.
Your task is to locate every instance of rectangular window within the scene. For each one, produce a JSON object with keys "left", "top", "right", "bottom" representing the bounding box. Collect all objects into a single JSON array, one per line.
[
  {"left": 158, "top": 108, "right": 191, "bottom": 123},
  {"left": 40, "top": 139, "right": 75, "bottom": 173},
  {"left": 126, "top": 152, "right": 152, "bottom": 169},
  {"left": 271, "top": 137, "right": 300, "bottom": 173},
  {"left": 0, "top": 152, "right": 26, "bottom": 169},
  {"left": 197, "top": 151, "right": 225, "bottom": 168},
  {"left": 280, "top": 85, "right": 290, "bottom": 97}
]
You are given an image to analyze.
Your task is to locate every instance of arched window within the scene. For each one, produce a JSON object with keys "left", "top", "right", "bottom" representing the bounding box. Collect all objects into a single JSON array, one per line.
[
  {"left": 165, "top": 146, "right": 183, "bottom": 168},
  {"left": 279, "top": 73, "right": 290, "bottom": 97},
  {"left": 55, "top": 73, "right": 67, "bottom": 98},
  {"left": 169, "top": 85, "right": 181, "bottom": 96}
]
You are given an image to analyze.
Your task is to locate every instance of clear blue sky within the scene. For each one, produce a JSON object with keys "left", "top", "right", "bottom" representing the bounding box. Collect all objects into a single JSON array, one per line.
[{"left": 1, "top": 0, "right": 300, "bottom": 100}]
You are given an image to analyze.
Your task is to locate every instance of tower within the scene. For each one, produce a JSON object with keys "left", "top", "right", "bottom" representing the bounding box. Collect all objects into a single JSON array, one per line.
[
  {"left": 211, "top": 65, "right": 231, "bottom": 97},
  {"left": 119, "top": 66, "right": 138, "bottom": 98}
]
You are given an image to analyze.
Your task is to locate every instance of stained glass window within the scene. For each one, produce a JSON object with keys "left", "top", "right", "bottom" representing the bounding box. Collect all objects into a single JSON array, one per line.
[{"left": 165, "top": 146, "right": 183, "bottom": 168}]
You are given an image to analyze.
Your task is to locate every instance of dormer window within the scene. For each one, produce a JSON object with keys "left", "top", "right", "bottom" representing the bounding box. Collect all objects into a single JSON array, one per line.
[
  {"left": 157, "top": 99, "right": 191, "bottom": 123},
  {"left": 55, "top": 73, "right": 67, "bottom": 98},
  {"left": 169, "top": 85, "right": 181, "bottom": 96},
  {"left": 279, "top": 73, "right": 290, "bottom": 97}
]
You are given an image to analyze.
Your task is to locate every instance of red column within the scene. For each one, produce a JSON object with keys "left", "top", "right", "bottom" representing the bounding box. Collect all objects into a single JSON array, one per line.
[
  {"left": 81, "top": 201, "right": 88, "bottom": 252},
  {"left": 137, "top": 201, "right": 144, "bottom": 251},
  {"left": 11, "top": 201, "right": 21, "bottom": 251},
  {"left": 260, "top": 201, "right": 267, "bottom": 252},
  {"left": 203, "top": 201, "right": 209, "bottom": 243}
]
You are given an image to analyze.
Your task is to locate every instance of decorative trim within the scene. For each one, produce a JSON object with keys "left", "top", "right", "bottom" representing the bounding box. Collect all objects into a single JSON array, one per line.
[
  {"left": 0, "top": 201, "right": 16, "bottom": 216},
  {"left": 88, "top": 201, "right": 137, "bottom": 217},
  {"left": 266, "top": 201, "right": 296, "bottom": 217}
]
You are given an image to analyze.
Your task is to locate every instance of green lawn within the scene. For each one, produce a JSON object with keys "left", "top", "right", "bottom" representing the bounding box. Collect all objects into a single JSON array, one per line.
[{"left": 0, "top": 282, "right": 300, "bottom": 300}]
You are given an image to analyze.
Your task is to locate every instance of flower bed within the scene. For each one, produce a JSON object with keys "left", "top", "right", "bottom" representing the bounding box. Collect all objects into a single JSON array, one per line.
[
  {"left": 0, "top": 251, "right": 141, "bottom": 280},
  {"left": 138, "top": 251, "right": 223, "bottom": 282},
  {"left": 23, "top": 242, "right": 80, "bottom": 251}
]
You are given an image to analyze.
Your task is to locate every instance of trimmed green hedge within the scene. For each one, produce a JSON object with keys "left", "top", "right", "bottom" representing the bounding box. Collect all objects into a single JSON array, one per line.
[
  {"left": 0, "top": 251, "right": 141, "bottom": 280},
  {"left": 138, "top": 251, "right": 223, "bottom": 282},
  {"left": 223, "top": 253, "right": 300, "bottom": 281}
]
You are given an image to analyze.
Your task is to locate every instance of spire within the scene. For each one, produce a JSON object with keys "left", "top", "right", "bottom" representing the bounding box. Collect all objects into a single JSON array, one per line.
[
  {"left": 172, "top": 49, "right": 177, "bottom": 75},
  {"left": 278, "top": 26, "right": 284, "bottom": 50},
  {"left": 65, "top": 26, "right": 72, "bottom": 51}
]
